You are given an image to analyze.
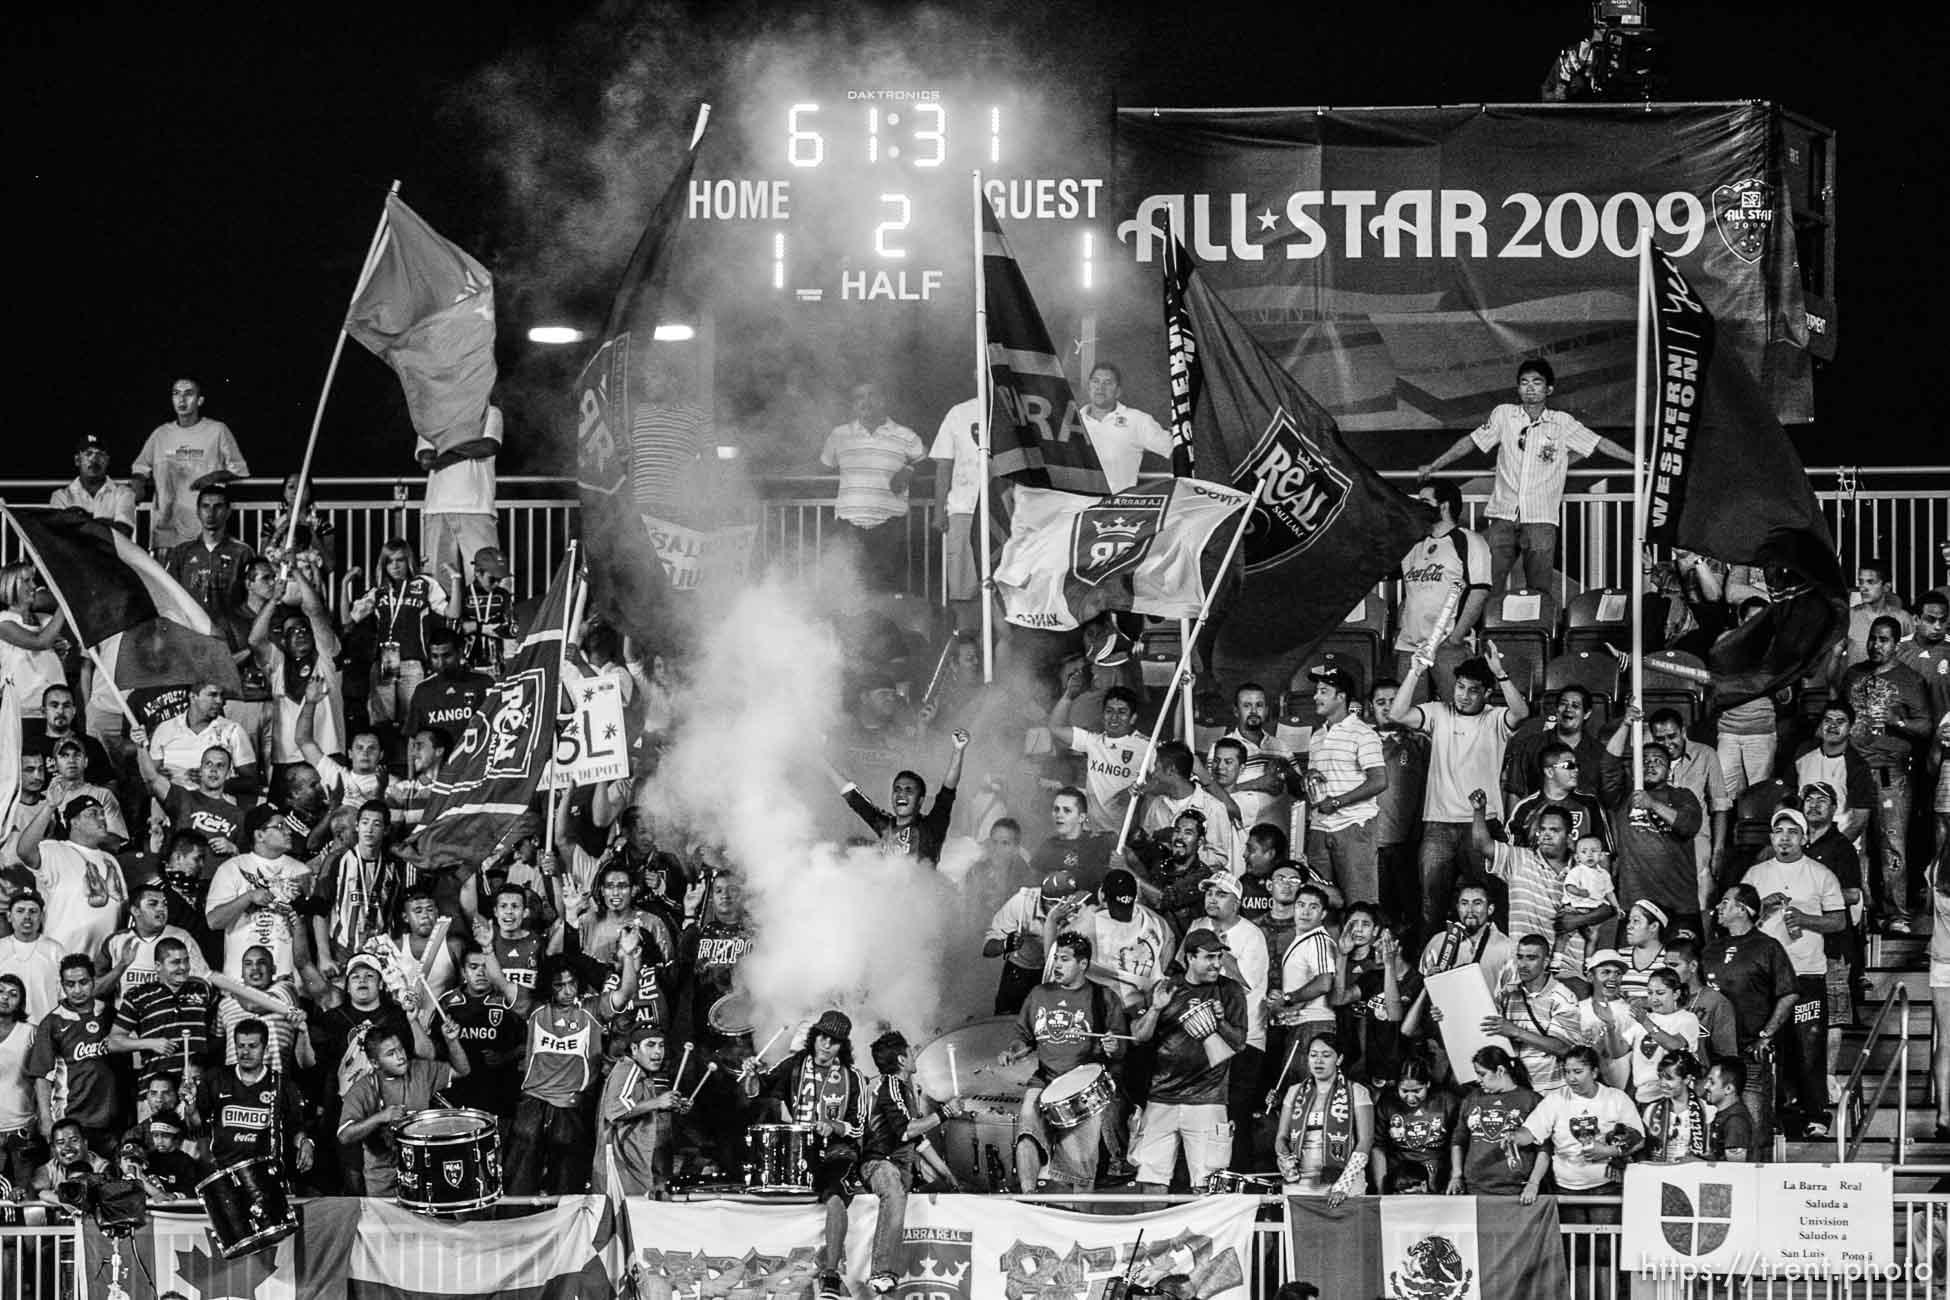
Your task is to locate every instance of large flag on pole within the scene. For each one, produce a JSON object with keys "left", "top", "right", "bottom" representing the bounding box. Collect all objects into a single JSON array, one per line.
[
  {"left": 3, "top": 508, "right": 241, "bottom": 725},
  {"left": 1645, "top": 245, "right": 1848, "bottom": 710},
  {"left": 1287, "top": 1195, "right": 1569, "bottom": 1300},
  {"left": 994, "top": 479, "right": 1251, "bottom": 632},
  {"left": 1160, "top": 232, "right": 1200, "bottom": 478},
  {"left": 1170, "top": 242, "right": 1434, "bottom": 673},
  {"left": 981, "top": 201, "right": 1108, "bottom": 496},
  {"left": 344, "top": 195, "right": 499, "bottom": 456},
  {"left": 411, "top": 549, "right": 576, "bottom": 868},
  {"left": 575, "top": 109, "right": 722, "bottom": 634}
]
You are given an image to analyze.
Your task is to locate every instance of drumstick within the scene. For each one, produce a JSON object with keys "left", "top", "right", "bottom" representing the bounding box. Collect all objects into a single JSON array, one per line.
[
  {"left": 671, "top": 1041, "right": 695, "bottom": 1091},
  {"left": 945, "top": 1043, "right": 961, "bottom": 1097},
  {"left": 754, "top": 1024, "right": 788, "bottom": 1061},
  {"left": 685, "top": 1061, "right": 718, "bottom": 1103}
]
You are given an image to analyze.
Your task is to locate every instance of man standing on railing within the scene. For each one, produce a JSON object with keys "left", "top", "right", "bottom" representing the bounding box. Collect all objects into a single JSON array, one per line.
[
  {"left": 419, "top": 404, "right": 502, "bottom": 607},
  {"left": 821, "top": 381, "right": 925, "bottom": 592},
  {"left": 132, "top": 378, "right": 250, "bottom": 554},
  {"left": 1415, "top": 359, "right": 1634, "bottom": 596},
  {"left": 930, "top": 394, "right": 983, "bottom": 625},
  {"left": 1079, "top": 363, "right": 1172, "bottom": 493}
]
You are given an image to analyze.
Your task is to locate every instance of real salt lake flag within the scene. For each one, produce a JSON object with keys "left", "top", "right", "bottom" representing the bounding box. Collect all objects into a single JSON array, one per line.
[
  {"left": 1286, "top": 1195, "right": 1568, "bottom": 1300},
  {"left": 410, "top": 551, "right": 575, "bottom": 868},
  {"left": 299, "top": 1196, "right": 618, "bottom": 1300},
  {"left": 993, "top": 478, "right": 1251, "bottom": 632}
]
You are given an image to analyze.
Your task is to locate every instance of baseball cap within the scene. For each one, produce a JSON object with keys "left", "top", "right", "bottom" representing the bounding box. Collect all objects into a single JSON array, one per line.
[
  {"left": 472, "top": 546, "right": 509, "bottom": 577},
  {"left": 1583, "top": 948, "right": 1629, "bottom": 973},
  {"left": 1100, "top": 868, "right": 1138, "bottom": 905},
  {"left": 345, "top": 953, "right": 385, "bottom": 978},
  {"left": 1181, "top": 928, "right": 1228, "bottom": 955},
  {"left": 1200, "top": 872, "right": 1243, "bottom": 899},
  {"left": 1040, "top": 869, "right": 1078, "bottom": 899},
  {"left": 1799, "top": 781, "right": 1840, "bottom": 806},
  {"left": 75, "top": 434, "right": 109, "bottom": 456},
  {"left": 1770, "top": 808, "right": 1810, "bottom": 834},
  {"left": 61, "top": 794, "right": 104, "bottom": 822},
  {"left": 1307, "top": 664, "right": 1358, "bottom": 696},
  {"left": 628, "top": 1023, "right": 667, "bottom": 1047}
]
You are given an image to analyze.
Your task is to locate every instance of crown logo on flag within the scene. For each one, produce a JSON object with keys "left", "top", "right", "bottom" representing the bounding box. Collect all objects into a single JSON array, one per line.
[
  {"left": 1095, "top": 516, "right": 1144, "bottom": 538},
  {"left": 898, "top": 1254, "right": 972, "bottom": 1288}
]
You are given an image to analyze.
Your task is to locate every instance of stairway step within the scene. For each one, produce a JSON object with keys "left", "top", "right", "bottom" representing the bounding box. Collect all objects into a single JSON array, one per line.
[{"left": 1864, "top": 968, "right": 1934, "bottom": 1001}]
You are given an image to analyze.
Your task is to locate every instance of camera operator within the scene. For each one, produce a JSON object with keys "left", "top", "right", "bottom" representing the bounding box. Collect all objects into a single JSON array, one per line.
[{"left": 29, "top": 1117, "right": 105, "bottom": 1210}]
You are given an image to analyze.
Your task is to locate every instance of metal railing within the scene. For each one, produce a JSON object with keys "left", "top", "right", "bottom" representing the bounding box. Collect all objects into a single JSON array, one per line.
[
  {"left": 10, "top": 1187, "right": 1950, "bottom": 1300},
  {"left": 1841, "top": 985, "right": 1917, "bottom": 1164},
  {"left": 1, "top": 467, "right": 1944, "bottom": 612}
]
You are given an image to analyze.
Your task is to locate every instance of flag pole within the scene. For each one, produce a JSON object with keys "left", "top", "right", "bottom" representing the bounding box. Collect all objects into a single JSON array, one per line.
[
  {"left": 1114, "top": 476, "right": 1267, "bottom": 855},
  {"left": 284, "top": 180, "right": 401, "bottom": 565},
  {"left": 544, "top": 542, "right": 584, "bottom": 864},
  {"left": 1162, "top": 205, "right": 1200, "bottom": 747},
  {"left": 1629, "top": 231, "right": 1653, "bottom": 790},
  {"left": 0, "top": 505, "right": 140, "bottom": 730},
  {"left": 972, "top": 170, "right": 996, "bottom": 685}
]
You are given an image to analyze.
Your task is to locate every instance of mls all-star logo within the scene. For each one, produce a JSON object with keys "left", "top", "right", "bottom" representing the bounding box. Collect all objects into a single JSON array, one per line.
[
  {"left": 1711, "top": 177, "right": 1772, "bottom": 264},
  {"left": 1660, "top": 1179, "right": 1736, "bottom": 1254},
  {"left": 1233, "top": 406, "right": 1351, "bottom": 570},
  {"left": 1072, "top": 491, "right": 1169, "bottom": 587}
]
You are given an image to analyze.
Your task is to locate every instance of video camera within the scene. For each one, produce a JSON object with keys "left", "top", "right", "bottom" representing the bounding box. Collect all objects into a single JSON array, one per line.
[{"left": 1542, "top": 1, "right": 1666, "bottom": 102}]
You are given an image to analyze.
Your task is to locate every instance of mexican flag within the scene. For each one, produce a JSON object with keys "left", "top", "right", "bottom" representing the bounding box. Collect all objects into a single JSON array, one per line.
[{"left": 1286, "top": 1196, "right": 1568, "bottom": 1300}]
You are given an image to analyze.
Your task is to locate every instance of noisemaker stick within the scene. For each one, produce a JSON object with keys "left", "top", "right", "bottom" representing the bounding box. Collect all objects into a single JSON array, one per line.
[
  {"left": 946, "top": 1043, "right": 962, "bottom": 1097},
  {"left": 686, "top": 1061, "right": 718, "bottom": 1103},
  {"left": 671, "top": 1041, "right": 695, "bottom": 1091},
  {"left": 754, "top": 1024, "right": 788, "bottom": 1061}
]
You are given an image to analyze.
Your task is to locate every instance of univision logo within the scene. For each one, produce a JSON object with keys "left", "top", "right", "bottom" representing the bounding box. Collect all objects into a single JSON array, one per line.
[{"left": 1660, "top": 1181, "right": 1735, "bottom": 1254}]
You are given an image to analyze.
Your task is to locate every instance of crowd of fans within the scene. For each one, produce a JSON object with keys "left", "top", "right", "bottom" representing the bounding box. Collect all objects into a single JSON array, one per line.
[{"left": 1, "top": 369, "right": 1948, "bottom": 1234}]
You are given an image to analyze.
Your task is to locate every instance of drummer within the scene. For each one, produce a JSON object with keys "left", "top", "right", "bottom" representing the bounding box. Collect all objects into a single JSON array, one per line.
[
  {"left": 334, "top": 1019, "right": 470, "bottom": 1198},
  {"left": 743, "top": 1009, "right": 869, "bottom": 1300},
  {"left": 998, "top": 932, "right": 1128, "bottom": 1192},
  {"left": 198, "top": 1017, "right": 314, "bottom": 1180},
  {"left": 594, "top": 1025, "right": 690, "bottom": 1197}
]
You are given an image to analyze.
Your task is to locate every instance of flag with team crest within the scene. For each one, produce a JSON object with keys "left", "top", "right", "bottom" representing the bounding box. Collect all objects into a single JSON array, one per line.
[{"left": 993, "top": 478, "right": 1250, "bottom": 632}]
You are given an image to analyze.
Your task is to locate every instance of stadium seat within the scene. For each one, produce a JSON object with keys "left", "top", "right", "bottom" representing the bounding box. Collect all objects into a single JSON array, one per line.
[
  {"left": 1309, "top": 583, "right": 1391, "bottom": 696},
  {"left": 1280, "top": 649, "right": 1369, "bottom": 730},
  {"left": 1483, "top": 588, "right": 1558, "bottom": 698},
  {"left": 1564, "top": 587, "right": 1632, "bottom": 659},
  {"left": 1545, "top": 651, "right": 1621, "bottom": 713},
  {"left": 1727, "top": 777, "right": 1793, "bottom": 874},
  {"left": 1643, "top": 648, "right": 1708, "bottom": 730}
]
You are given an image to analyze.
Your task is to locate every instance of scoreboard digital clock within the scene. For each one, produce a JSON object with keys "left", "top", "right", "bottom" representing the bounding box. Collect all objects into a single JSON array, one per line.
[{"left": 685, "top": 89, "right": 1109, "bottom": 305}]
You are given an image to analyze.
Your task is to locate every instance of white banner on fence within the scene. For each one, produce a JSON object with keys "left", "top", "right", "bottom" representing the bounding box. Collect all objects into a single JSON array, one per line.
[
  {"left": 550, "top": 672, "right": 631, "bottom": 789},
  {"left": 643, "top": 515, "right": 758, "bottom": 591},
  {"left": 624, "top": 1194, "right": 1259, "bottom": 1299},
  {"left": 1623, "top": 1162, "right": 1895, "bottom": 1280}
]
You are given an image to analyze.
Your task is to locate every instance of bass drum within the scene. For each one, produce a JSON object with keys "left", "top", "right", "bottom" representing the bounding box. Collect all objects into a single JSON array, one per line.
[
  {"left": 935, "top": 1095, "right": 1022, "bottom": 1193},
  {"left": 393, "top": 1108, "right": 502, "bottom": 1214},
  {"left": 913, "top": 1017, "right": 1037, "bottom": 1102},
  {"left": 196, "top": 1158, "right": 297, "bottom": 1259}
]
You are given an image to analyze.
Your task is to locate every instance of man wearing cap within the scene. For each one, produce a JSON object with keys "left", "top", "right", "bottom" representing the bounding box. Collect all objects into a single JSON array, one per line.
[
  {"left": 44, "top": 738, "right": 132, "bottom": 848},
  {"left": 1793, "top": 703, "right": 1875, "bottom": 843},
  {"left": 1798, "top": 781, "right": 1865, "bottom": 1100},
  {"left": 986, "top": 871, "right": 1082, "bottom": 1015},
  {"left": 1388, "top": 645, "right": 1529, "bottom": 940},
  {"left": 456, "top": 546, "right": 516, "bottom": 677},
  {"left": 1187, "top": 871, "right": 1269, "bottom": 1170},
  {"left": 1070, "top": 867, "right": 1174, "bottom": 1017},
  {"left": 1702, "top": 884, "right": 1799, "bottom": 1147},
  {"left": 1000, "top": 931, "right": 1127, "bottom": 1192},
  {"left": 1574, "top": 950, "right": 1636, "bottom": 1090},
  {"left": 420, "top": 403, "right": 503, "bottom": 601},
  {"left": 204, "top": 804, "right": 313, "bottom": 981},
  {"left": 15, "top": 794, "right": 127, "bottom": 965},
  {"left": 595, "top": 1025, "right": 690, "bottom": 1197},
  {"left": 830, "top": 727, "right": 968, "bottom": 868},
  {"left": 1602, "top": 705, "right": 1707, "bottom": 939},
  {"left": 1742, "top": 808, "right": 1846, "bottom": 1138},
  {"left": 51, "top": 436, "right": 138, "bottom": 536},
  {"left": 132, "top": 377, "right": 249, "bottom": 553},
  {"left": 1303, "top": 665, "right": 1389, "bottom": 906},
  {"left": 746, "top": 1009, "right": 870, "bottom": 1300},
  {"left": 1129, "top": 928, "right": 1248, "bottom": 1194}
]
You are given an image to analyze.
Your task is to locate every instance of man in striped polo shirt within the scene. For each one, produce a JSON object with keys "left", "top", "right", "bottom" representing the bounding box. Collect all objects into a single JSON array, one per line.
[
  {"left": 820, "top": 381, "right": 925, "bottom": 590},
  {"left": 107, "top": 937, "right": 216, "bottom": 1092},
  {"left": 1472, "top": 793, "right": 1615, "bottom": 979},
  {"left": 1303, "top": 665, "right": 1389, "bottom": 906}
]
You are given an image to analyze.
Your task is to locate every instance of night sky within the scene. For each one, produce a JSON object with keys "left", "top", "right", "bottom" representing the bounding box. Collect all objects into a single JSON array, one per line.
[{"left": 10, "top": 0, "right": 1935, "bottom": 482}]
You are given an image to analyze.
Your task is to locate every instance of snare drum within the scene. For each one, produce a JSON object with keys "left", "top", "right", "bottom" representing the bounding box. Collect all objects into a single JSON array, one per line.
[
  {"left": 1039, "top": 1064, "right": 1116, "bottom": 1128},
  {"left": 393, "top": 1108, "right": 502, "bottom": 1213},
  {"left": 196, "top": 1157, "right": 297, "bottom": 1259},
  {"left": 746, "top": 1123, "right": 819, "bottom": 1194}
]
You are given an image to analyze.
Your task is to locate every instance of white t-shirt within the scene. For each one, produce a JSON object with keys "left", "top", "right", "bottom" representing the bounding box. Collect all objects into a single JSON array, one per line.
[
  {"left": 1087, "top": 903, "right": 1173, "bottom": 1009},
  {"left": 105, "top": 926, "right": 211, "bottom": 996},
  {"left": 1793, "top": 750, "right": 1854, "bottom": 827},
  {"left": 35, "top": 840, "right": 125, "bottom": 963},
  {"left": 261, "top": 649, "right": 344, "bottom": 764},
  {"left": 315, "top": 753, "right": 384, "bottom": 808},
  {"left": 1398, "top": 527, "right": 1492, "bottom": 651},
  {"left": 1574, "top": 997, "right": 1635, "bottom": 1091},
  {"left": 0, "top": 1021, "right": 35, "bottom": 1130},
  {"left": 150, "top": 713, "right": 256, "bottom": 785},
  {"left": 1743, "top": 856, "right": 1846, "bottom": 977},
  {"left": 1415, "top": 700, "right": 1519, "bottom": 822},
  {"left": 1521, "top": 1083, "right": 1644, "bottom": 1190},
  {"left": 205, "top": 852, "right": 313, "bottom": 979},
  {"left": 131, "top": 418, "right": 249, "bottom": 550},
  {"left": 1621, "top": 1008, "right": 1705, "bottom": 1096},
  {"left": 1278, "top": 925, "right": 1339, "bottom": 1027},
  {"left": 1079, "top": 403, "right": 1172, "bottom": 493},
  {"left": 0, "top": 935, "right": 65, "bottom": 1021},
  {"left": 929, "top": 397, "right": 983, "bottom": 515},
  {"left": 1140, "top": 787, "right": 1242, "bottom": 875},
  {"left": 1189, "top": 916, "right": 1269, "bottom": 1049},
  {"left": 1067, "top": 727, "right": 1153, "bottom": 834}
]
